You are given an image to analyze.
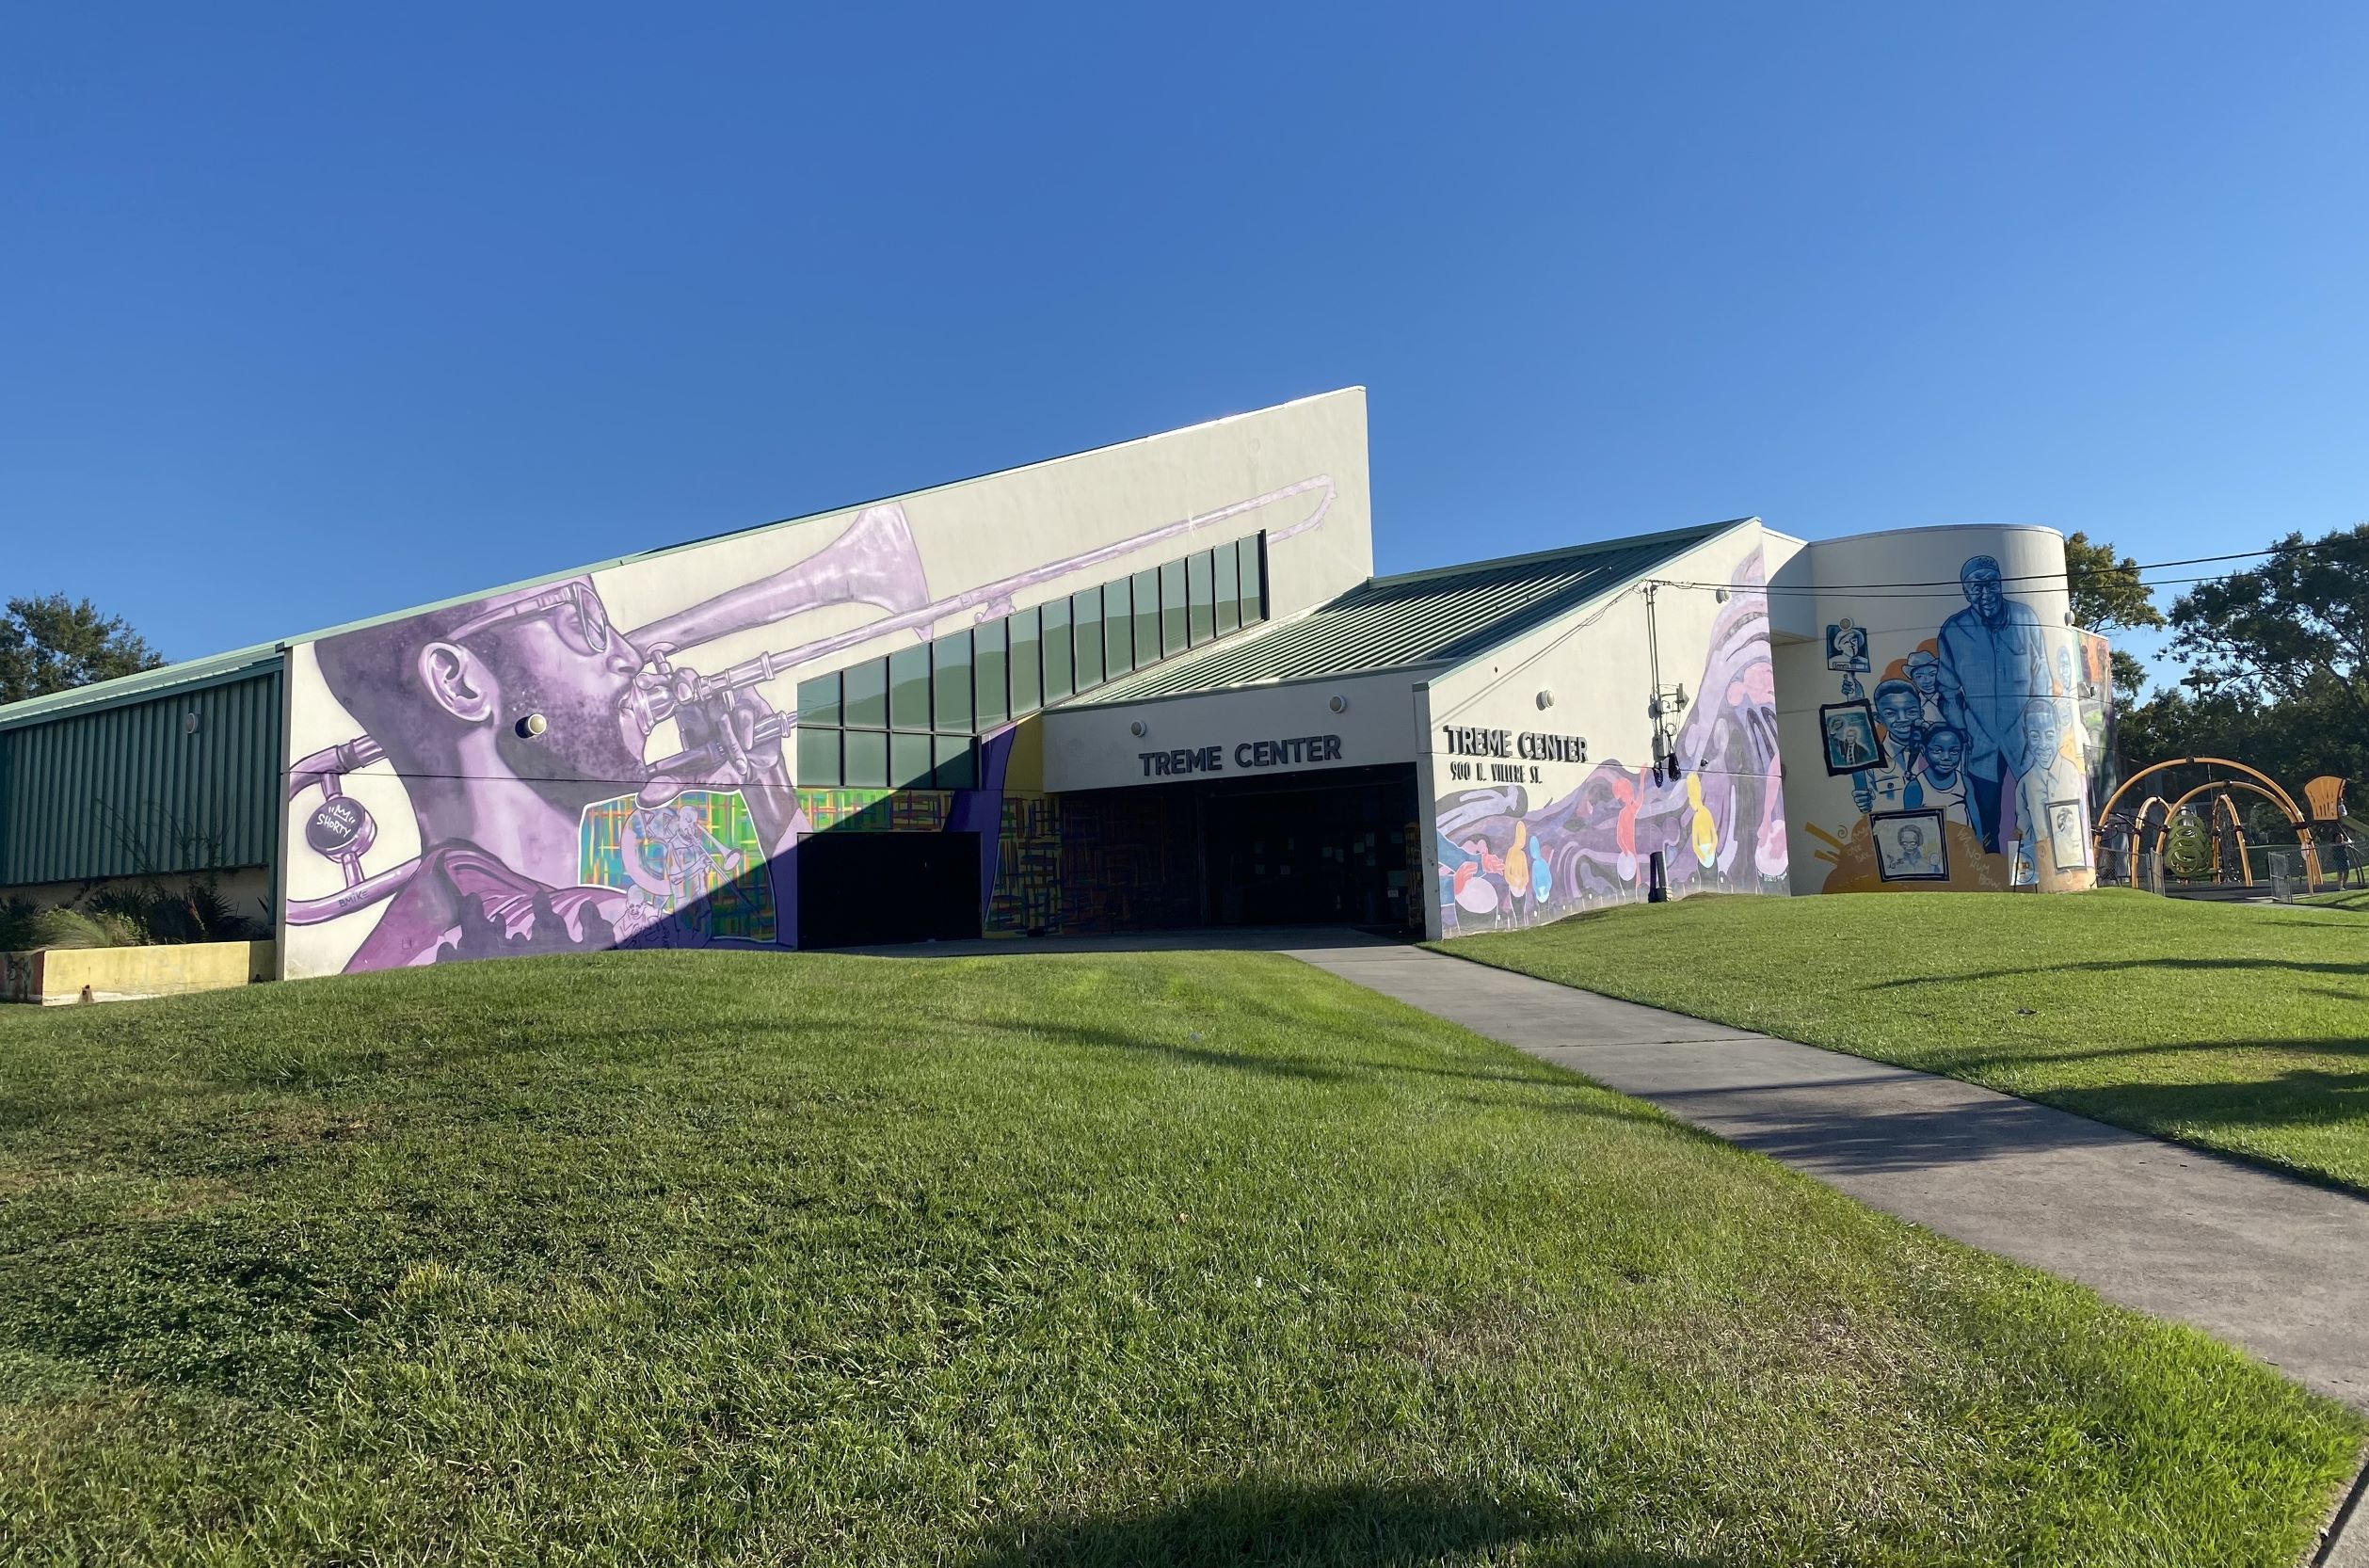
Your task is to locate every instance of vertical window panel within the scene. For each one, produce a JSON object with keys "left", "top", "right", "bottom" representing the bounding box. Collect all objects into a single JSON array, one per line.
[
  {"left": 1215, "top": 541, "right": 1241, "bottom": 634},
  {"left": 1187, "top": 551, "right": 1215, "bottom": 645},
  {"left": 843, "top": 658, "right": 888, "bottom": 728},
  {"left": 932, "top": 735, "right": 977, "bottom": 790},
  {"left": 890, "top": 732, "right": 934, "bottom": 790},
  {"left": 1131, "top": 568, "right": 1159, "bottom": 668},
  {"left": 795, "top": 726, "right": 840, "bottom": 787},
  {"left": 844, "top": 729, "right": 888, "bottom": 789},
  {"left": 932, "top": 630, "right": 973, "bottom": 733},
  {"left": 975, "top": 619, "right": 1008, "bottom": 728},
  {"left": 1160, "top": 559, "right": 1187, "bottom": 657},
  {"left": 1010, "top": 607, "right": 1042, "bottom": 715},
  {"left": 796, "top": 671, "right": 841, "bottom": 728},
  {"left": 1103, "top": 577, "right": 1134, "bottom": 679},
  {"left": 1042, "top": 600, "right": 1073, "bottom": 701},
  {"left": 889, "top": 645, "right": 930, "bottom": 730},
  {"left": 1241, "top": 536, "right": 1268, "bottom": 625},
  {"left": 1071, "top": 587, "right": 1103, "bottom": 690}
]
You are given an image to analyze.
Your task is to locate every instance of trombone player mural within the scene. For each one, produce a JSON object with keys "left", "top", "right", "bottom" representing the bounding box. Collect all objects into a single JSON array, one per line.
[{"left": 285, "top": 477, "right": 1337, "bottom": 972}]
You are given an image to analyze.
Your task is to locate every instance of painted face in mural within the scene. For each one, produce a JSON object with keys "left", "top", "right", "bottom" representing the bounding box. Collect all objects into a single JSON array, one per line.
[
  {"left": 440, "top": 579, "right": 652, "bottom": 792},
  {"left": 1960, "top": 556, "right": 2008, "bottom": 628},
  {"left": 2021, "top": 699, "right": 2060, "bottom": 768},
  {"left": 1924, "top": 726, "right": 1963, "bottom": 784},
  {"left": 1872, "top": 681, "right": 1922, "bottom": 749},
  {"left": 1906, "top": 654, "right": 1940, "bottom": 701}
]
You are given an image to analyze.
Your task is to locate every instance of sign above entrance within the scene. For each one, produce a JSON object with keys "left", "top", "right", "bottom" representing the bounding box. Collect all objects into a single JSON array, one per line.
[{"left": 1139, "top": 733, "right": 1344, "bottom": 778}]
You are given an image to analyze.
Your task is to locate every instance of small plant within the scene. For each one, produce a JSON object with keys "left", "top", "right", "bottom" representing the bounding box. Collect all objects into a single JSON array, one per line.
[{"left": 0, "top": 895, "right": 39, "bottom": 952}]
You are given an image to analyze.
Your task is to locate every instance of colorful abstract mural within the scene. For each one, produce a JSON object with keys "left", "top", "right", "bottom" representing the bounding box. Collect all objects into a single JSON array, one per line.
[
  {"left": 580, "top": 789, "right": 776, "bottom": 944},
  {"left": 1433, "top": 554, "right": 1788, "bottom": 935}
]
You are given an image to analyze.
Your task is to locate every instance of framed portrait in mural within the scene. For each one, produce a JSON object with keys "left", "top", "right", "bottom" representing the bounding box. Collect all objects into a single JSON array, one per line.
[
  {"left": 1825, "top": 620, "right": 1871, "bottom": 675},
  {"left": 2047, "top": 797, "right": 2089, "bottom": 872},
  {"left": 1818, "top": 699, "right": 1886, "bottom": 776},
  {"left": 1871, "top": 808, "right": 1948, "bottom": 882}
]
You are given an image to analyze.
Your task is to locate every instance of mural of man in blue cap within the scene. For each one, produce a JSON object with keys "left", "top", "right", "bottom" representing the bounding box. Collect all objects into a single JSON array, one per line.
[{"left": 1934, "top": 554, "right": 2049, "bottom": 851}]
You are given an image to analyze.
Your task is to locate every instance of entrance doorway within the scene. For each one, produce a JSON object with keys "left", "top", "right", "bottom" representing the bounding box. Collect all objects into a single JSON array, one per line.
[
  {"left": 1196, "top": 766, "right": 1419, "bottom": 929},
  {"left": 797, "top": 832, "right": 983, "bottom": 948}
]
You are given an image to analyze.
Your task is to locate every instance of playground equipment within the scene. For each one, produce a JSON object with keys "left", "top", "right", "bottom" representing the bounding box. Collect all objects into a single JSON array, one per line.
[{"left": 2092, "top": 758, "right": 2334, "bottom": 890}]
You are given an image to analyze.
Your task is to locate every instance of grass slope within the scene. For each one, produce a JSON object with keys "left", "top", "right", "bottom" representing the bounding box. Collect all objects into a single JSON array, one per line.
[
  {"left": 1439, "top": 890, "right": 2369, "bottom": 1192},
  {"left": 0, "top": 951, "right": 2360, "bottom": 1566}
]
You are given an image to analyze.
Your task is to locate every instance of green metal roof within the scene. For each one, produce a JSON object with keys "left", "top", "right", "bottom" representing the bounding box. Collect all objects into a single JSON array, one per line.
[
  {"left": 0, "top": 642, "right": 284, "bottom": 733},
  {"left": 1075, "top": 520, "right": 1746, "bottom": 704}
]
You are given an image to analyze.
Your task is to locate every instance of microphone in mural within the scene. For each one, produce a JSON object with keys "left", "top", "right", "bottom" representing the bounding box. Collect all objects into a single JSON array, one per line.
[{"left": 286, "top": 477, "right": 1335, "bottom": 969}]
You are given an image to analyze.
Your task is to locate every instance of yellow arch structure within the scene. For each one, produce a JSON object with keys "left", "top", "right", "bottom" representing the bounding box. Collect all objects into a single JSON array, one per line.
[{"left": 2098, "top": 758, "right": 2323, "bottom": 885}]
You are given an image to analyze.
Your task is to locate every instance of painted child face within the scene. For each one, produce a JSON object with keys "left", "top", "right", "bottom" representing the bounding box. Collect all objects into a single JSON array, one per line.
[
  {"left": 2023, "top": 707, "right": 2059, "bottom": 760},
  {"left": 1925, "top": 729, "right": 1962, "bottom": 778},
  {"left": 1876, "top": 690, "right": 1921, "bottom": 742},
  {"left": 1910, "top": 663, "right": 1939, "bottom": 697}
]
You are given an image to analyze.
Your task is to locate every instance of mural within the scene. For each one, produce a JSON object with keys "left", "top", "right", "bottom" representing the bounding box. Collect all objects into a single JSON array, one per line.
[
  {"left": 1807, "top": 553, "right": 2096, "bottom": 893},
  {"left": 2075, "top": 628, "right": 2118, "bottom": 810},
  {"left": 286, "top": 477, "right": 1337, "bottom": 971},
  {"left": 1433, "top": 553, "right": 1788, "bottom": 934}
]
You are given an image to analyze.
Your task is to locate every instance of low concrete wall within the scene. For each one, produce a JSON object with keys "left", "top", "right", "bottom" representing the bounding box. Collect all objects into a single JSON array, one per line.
[{"left": 0, "top": 940, "right": 276, "bottom": 1005}]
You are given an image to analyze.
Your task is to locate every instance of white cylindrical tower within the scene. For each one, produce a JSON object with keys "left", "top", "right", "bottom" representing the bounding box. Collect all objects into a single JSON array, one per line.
[{"left": 1771, "top": 524, "right": 2094, "bottom": 896}]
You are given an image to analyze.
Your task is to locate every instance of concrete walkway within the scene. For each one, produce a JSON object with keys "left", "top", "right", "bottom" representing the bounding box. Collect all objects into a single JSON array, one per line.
[{"left": 1283, "top": 937, "right": 2369, "bottom": 1416}]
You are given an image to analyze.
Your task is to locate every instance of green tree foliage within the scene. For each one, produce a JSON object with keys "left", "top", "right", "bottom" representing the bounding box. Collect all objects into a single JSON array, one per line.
[
  {"left": 0, "top": 594, "right": 165, "bottom": 703},
  {"left": 2065, "top": 530, "right": 2167, "bottom": 634},
  {"left": 2119, "top": 524, "right": 2369, "bottom": 786}
]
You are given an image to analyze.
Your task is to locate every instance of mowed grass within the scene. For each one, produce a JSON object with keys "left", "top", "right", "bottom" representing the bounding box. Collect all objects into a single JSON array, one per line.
[
  {"left": 0, "top": 952, "right": 2361, "bottom": 1566},
  {"left": 1439, "top": 890, "right": 2369, "bottom": 1192}
]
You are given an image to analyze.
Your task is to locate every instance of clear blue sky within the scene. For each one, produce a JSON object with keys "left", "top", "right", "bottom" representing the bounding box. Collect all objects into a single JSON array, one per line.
[{"left": 6, "top": 5, "right": 2364, "bottom": 685}]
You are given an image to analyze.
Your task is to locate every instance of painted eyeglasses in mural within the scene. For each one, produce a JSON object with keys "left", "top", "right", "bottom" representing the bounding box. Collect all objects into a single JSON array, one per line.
[
  {"left": 1809, "top": 554, "right": 2097, "bottom": 892},
  {"left": 1434, "top": 551, "right": 1789, "bottom": 934},
  {"left": 287, "top": 479, "right": 1336, "bottom": 970}
]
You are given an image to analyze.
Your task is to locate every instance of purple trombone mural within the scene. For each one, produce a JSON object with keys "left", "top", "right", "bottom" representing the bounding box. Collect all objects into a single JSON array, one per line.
[
  {"left": 288, "top": 478, "right": 1334, "bottom": 971},
  {"left": 1434, "top": 554, "right": 1787, "bottom": 933}
]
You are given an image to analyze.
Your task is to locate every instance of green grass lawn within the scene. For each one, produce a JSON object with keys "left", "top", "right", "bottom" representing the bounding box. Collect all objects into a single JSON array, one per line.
[
  {"left": 2303, "top": 888, "right": 2369, "bottom": 912},
  {"left": 1, "top": 951, "right": 2361, "bottom": 1566},
  {"left": 1438, "top": 889, "right": 2369, "bottom": 1193}
]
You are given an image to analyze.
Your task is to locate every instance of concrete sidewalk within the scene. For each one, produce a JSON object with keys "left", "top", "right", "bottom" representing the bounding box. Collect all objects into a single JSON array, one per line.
[{"left": 1284, "top": 937, "right": 2369, "bottom": 1416}]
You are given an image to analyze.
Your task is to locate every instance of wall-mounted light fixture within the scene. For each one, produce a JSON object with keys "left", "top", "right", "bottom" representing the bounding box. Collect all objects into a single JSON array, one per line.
[
  {"left": 1328, "top": 695, "right": 1349, "bottom": 713},
  {"left": 183, "top": 712, "right": 200, "bottom": 735},
  {"left": 1128, "top": 719, "right": 1148, "bottom": 738},
  {"left": 1535, "top": 690, "right": 1554, "bottom": 710},
  {"left": 517, "top": 712, "right": 549, "bottom": 739},
  {"left": 1715, "top": 586, "right": 1730, "bottom": 603}
]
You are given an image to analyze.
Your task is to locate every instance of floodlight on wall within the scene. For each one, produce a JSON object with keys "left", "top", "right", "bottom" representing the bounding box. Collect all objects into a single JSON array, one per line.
[
  {"left": 1329, "top": 695, "right": 1349, "bottom": 713},
  {"left": 517, "top": 712, "right": 549, "bottom": 739},
  {"left": 1535, "top": 690, "right": 1554, "bottom": 710},
  {"left": 183, "top": 712, "right": 200, "bottom": 735},
  {"left": 1715, "top": 586, "right": 1729, "bottom": 603},
  {"left": 1128, "top": 719, "right": 1148, "bottom": 738}
]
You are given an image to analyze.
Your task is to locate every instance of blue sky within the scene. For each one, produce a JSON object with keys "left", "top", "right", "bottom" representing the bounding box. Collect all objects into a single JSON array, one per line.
[{"left": 5, "top": 5, "right": 2364, "bottom": 685}]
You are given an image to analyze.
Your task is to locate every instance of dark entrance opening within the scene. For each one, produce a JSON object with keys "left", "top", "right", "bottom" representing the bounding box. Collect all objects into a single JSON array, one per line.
[
  {"left": 797, "top": 831, "right": 983, "bottom": 948},
  {"left": 1197, "top": 764, "right": 1420, "bottom": 929}
]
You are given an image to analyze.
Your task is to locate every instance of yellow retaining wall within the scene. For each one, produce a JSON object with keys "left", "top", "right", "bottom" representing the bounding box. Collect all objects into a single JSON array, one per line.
[{"left": 0, "top": 940, "right": 276, "bottom": 1005}]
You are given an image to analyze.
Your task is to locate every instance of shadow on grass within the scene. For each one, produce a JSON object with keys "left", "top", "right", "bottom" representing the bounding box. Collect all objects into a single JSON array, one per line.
[
  {"left": 965, "top": 1477, "right": 1729, "bottom": 1567},
  {"left": 1867, "top": 955, "right": 2369, "bottom": 988}
]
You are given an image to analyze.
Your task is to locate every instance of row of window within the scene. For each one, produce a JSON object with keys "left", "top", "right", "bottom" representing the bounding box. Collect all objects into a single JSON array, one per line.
[{"left": 792, "top": 533, "right": 1269, "bottom": 790}]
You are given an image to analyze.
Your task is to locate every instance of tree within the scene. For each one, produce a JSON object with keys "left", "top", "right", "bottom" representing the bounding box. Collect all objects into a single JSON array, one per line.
[
  {"left": 0, "top": 595, "right": 166, "bottom": 703},
  {"left": 2169, "top": 523, "right": 2369, "bottom": 721},
  {"left": 2065, "top": 531, "right": 2167, "bottom": 635}
]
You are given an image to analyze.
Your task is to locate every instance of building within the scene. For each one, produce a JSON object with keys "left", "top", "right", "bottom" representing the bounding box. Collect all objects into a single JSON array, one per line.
[{"left": 0, "top": 389, "right": 2115, "bottom": 979}]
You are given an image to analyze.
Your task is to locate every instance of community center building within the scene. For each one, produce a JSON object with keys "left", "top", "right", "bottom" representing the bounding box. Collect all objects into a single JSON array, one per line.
[{"left": 0, "top": 389, "right": 2118, "bottom": 980}]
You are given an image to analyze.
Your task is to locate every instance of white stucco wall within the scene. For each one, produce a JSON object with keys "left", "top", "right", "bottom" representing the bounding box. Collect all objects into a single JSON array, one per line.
[{"left": 1769, "top": 524, "right": 2094, "bottom": 896}]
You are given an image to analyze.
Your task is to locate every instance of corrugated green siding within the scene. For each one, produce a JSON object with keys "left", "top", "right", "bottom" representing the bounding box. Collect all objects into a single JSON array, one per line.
[{"left": 0, "top": 668, "right": 281, "bottom": 885}]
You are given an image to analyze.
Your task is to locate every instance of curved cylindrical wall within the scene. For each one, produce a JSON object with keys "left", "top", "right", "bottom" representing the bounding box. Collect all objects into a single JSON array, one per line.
[{"left": 1772, "top": 525, "right": 2096, "bottom": 895}]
